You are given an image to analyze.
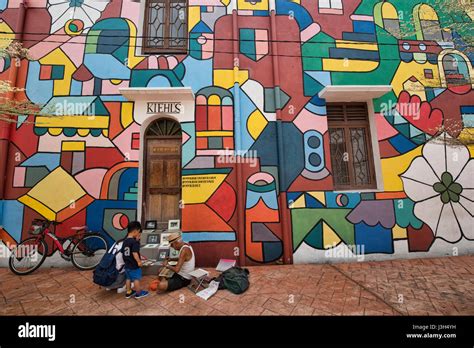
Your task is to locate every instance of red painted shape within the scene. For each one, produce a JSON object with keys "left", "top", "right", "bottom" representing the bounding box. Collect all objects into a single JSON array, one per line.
[
  {"left": 407, "top": 224, "right": 435, "bottom": 252},
  {"left": 206, "top": 181, "right": 236, "bottom": 222}
]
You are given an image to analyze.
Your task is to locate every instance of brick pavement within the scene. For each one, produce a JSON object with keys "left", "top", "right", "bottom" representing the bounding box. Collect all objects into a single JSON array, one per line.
[{"left": 0, "top": 256, "right": 473, "bottom": 316}]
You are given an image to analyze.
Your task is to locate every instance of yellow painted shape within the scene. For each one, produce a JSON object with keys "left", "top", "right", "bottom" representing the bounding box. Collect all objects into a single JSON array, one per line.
[
  {"left": 335, "top": 40, "right": 378, "bottom": 51},
  {"left": 110, "top": 79, "right": 122, "bottom": 85},
  {"left": 322, "top": 58, "right": 379, "bottom": 72},
  {"left": 196, "top": 131, "right": 233, "bottom": 137},
  {"left": 238, "top": 0, "right": 268, "bottom": 10},
  {"left": 308, "top": 191, "right": 326, "bottom": 205},
  {"left": 208, "top": 95, "right": 221, "bottom": 105},
  {"left": 77, "top": 128, "right": 90, "bottom": 137},
  {"left": 48, "top": 128, "right": 63, "bottom": 136},
  {"left": 381, "top": 145, "right": 423, "bottom": 192},
  {"left": 418, "top": 4, "right": 438, "bottom": 21},
  {"left": 214, "top": 69, "right": 249, "bottom": 89},
  {"left": 220, "top": 0, "right": 230, "bottom": 6},
  {"left": 36, "top": 115, "right": 109, "bottom": 129},
  {"left": 0, "top": 21, "right": 14, "bottom": 49},
  {"left": 403, "top": 79, "right": 426, "bottom": 101},
  {"left": 18, "top": 195, "right": 56, "bottom": 221},
  {"left": 39, "top": 48, "right": 75, "bottom": 96},
  {"left": 19, "top": 167, "right": 87, "bottom": 213},
  {"left": 392, "top": 225, "right": 407, "bottom": 239},
  {"left": 392, "top": 61, "right": 440, "bottom": 97},
  {"left": 291, "top": 195, "right": 306, "bottom": 208},
  {"left": 382, "top": 2, "right": 398, "bottom": 19},
  {"left": 189, "top": 6, "right": 201, "bottom": 32},
  {"left": 182, "top": 173, "right": 227, "bottom": 204},
  {"left": 61, "top": 141, "right": 85, "bottom": 152},
  {"left": 121, "top": 102, "right": 134, "bottom": 128},
  {"left": 247, "top": 109, "right": 268, "bottom": 140},
  {"left": 323, "top": 222, "right": 341, "bottom": 249},
  {"left": 126, "top": 19, "right": 145, "bottom": 68}
]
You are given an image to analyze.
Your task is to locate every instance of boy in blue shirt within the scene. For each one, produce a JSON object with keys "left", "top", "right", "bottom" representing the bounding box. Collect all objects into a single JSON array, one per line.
[{"left": 122, "top": 221, "right": 149, "bottom": 299}]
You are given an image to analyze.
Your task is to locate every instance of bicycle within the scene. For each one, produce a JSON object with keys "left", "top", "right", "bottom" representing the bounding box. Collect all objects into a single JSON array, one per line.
[{"left": 8, "top": 219, "right": 108, "bottom": 275}]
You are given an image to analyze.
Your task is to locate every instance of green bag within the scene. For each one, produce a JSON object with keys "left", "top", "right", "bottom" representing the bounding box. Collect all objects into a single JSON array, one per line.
[{"left": 217, "top": 266, "right": 250, "bottom": 294}]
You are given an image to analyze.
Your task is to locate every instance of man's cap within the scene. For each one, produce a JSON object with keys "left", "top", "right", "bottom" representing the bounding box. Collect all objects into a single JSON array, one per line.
[{"left": 168, "top": 232, "right": 181, "bottom": 243}]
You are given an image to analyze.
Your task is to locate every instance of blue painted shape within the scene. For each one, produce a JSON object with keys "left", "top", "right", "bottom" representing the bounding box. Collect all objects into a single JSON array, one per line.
[
  {"left": 304, "top": 194, "right": 324, "bottom": 208},
  {"left": 86, "top": 200, "right": 137, "bottom": 245},
  {"left": 181, "top": 56, "right": 213, "bottom": 93},
  {"left": 304, "top": 222, "right": 323, "bottom": 249},
  {"left": 287, "top": 191, "right": 303, "bottom": 205},
  {"left": 249, "top": 122, "right": 278, "bottom": 166},
  {"left": 147, "top": 75, "right": 172, "bottom": 87},
  {"left": 16, "top": 115, "right": 28, "bottom": 129},
  {"left": 461, "top": 106, "right": 474, "bottom": 114},
  {"left": 181, "top": 122, "right": 195, "bottom": 167},
  {"left": 20, "top": 153, "right": 60, "bottom": 171},
  {"left": 304, "top": 130, "right": 325, "bottom": 172},
  {"left": 182, "top": 232, "right": 236, "bottom": 242},
  {"left": 0, "top": 0, "right": 7, "bottom": 12},
  {"left": 233, "top": 87, "right": 258, "bottom": 153},
  {"left": 305, "top": 71, "right": 331, "bottom": 88},
  {"left": 388, "top": 134, "right": 417, "bottom": 154},
  {"left": 2, "top": 200, "right": 24, "bottom": 242},
  {"left": 329, "top": 47, "right": 380, "bottom": 60},
  {"left": 342, "top": 32, "right": 376, "bottom": 42},
  {"left": 281, "top": 122, "right": 305, "bottom": 191},
  {"left": 263, "top": 241, "right": 283, "bottom": 262},
  {"left": 275, "top": 0, "right": 312, "bottom": 30},
  {"left": 325, "top": 192, "right": 361, "bottom": 208},
  {"left": 117, "top": 168, "right": 139, "bottom": 201},
  {"left": 353, "top": 20, "right": 376, "bottom": 34},
  {"left": 355, "top": 222, "right": 393, "bottom": 254},
  {"left": 190, "top": 21, "right": 212, "bottom": 34},
  {"left": 25, "top": 62, "right": 54, "bottom": 104},
  {"left": 84, "top": 54, "right": 131, "bottom": 80},
  {"left": 70, "top": 79, "right": 82, "bottom": 96},
  {"left": 246, "top": 190, "right": 278, "bottom": 210}
]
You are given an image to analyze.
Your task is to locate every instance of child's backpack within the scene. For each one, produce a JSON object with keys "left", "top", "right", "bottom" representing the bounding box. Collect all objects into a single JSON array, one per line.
[
  {"left": 93, "top": 243, "right": 122, "bottom": 287},
  {"left": 215, "top": 266, "right": 250, "bottom": 294}
]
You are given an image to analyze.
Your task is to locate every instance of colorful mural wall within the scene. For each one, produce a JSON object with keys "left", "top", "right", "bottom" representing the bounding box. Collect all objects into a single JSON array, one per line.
[{"left": 0, "top": 0, "right": 473, "bottom": 266}]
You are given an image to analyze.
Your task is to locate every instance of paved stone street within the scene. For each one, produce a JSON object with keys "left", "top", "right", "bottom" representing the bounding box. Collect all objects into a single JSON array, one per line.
[{"left": 1, "top": 256, "right": 473, "bottom": 316}]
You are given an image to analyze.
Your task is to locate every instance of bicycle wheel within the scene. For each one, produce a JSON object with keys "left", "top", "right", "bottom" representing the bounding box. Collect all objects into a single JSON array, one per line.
[
  {"left": 71, "top": 234, "right": 107, "bottom": 270},
  {"left": 9, "top": 238, "right": 48, "bottom": 275}
]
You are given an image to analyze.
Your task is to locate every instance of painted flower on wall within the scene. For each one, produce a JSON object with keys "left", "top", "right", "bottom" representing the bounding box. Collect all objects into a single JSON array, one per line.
[
  {"left": 47, "top": 0, "right": 110, "bottom": 33},
  {"left": 401, "top": 133, "right": 473, "bottom": 243}
]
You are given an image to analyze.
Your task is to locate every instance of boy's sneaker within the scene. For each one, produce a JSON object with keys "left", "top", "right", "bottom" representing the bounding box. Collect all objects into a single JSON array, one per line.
[
  {"left": 135, "top": 290, "right": 149, "bottom": 299},
  {"left": 125, "top": 290, "right": 136, "bottom": 299}
]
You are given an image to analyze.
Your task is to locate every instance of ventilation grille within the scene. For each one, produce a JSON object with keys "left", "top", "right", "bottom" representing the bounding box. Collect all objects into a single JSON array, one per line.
[{"left": 327, "top": 103, "right": 368, "bottom": 123}]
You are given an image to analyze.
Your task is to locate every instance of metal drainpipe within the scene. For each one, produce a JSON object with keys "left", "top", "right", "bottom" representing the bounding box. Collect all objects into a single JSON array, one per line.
[
  {"left": 231, "top": 3, "right": 246, "bottom": 266},
  {"left": 0, "top": 0, "right": 27, "bottom": 202},
  {"left": 269, "top": 1, "right": 293, "bottom": 264}
]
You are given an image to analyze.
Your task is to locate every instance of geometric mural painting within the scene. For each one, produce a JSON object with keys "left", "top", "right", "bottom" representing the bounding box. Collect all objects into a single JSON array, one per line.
[{"left": 0, "top": 0, "right": 472, "bottom": 266}]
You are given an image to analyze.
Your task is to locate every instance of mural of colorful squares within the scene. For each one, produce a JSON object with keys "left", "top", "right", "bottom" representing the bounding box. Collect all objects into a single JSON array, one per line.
[{"left": 0, "top": 0, "right": 472, "bottom": 266}]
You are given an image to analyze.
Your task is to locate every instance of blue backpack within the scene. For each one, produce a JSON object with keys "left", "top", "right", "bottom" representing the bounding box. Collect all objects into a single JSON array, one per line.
[{"left": 93, "top": 243, "right": 122, "bottom": 287}]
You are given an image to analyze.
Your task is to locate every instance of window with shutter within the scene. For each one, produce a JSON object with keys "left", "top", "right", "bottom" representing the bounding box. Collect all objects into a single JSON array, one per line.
[{"left": 327, "top": 103, "right": 377, "bottom": 190}]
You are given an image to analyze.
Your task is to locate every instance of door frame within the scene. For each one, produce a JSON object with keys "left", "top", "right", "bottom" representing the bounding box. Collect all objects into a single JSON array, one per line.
[
  {"left": 138, "top": 115, "right": 182, "bottom": 225},
  {"left": 142, "top": 123, "right": 182, "bottom": 225}
]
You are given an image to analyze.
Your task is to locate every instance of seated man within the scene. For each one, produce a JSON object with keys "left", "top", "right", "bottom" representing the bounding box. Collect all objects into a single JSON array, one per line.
[{"left": 155, "top": 232, "right": 195, "bottom": 292}]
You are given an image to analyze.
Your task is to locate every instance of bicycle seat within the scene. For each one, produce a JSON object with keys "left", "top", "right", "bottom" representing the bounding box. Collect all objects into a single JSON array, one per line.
[{"left": 71, "top": 225, "right": 88, "bottom": 231}]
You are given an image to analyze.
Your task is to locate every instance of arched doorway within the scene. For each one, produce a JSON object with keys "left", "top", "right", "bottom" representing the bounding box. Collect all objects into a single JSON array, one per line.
[{"left": 143, "top": 118, "right": 182, "bottom": 229}]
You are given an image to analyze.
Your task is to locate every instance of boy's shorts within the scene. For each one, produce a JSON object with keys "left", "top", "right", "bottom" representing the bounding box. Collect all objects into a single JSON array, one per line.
[{"left": 125, "top": 268, "right": 142, "bottom": 281}]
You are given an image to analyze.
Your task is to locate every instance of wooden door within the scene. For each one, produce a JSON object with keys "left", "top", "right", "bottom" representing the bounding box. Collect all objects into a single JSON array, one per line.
[{"left": 143, "top": 120, "right": 181, "bottom": 229}]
